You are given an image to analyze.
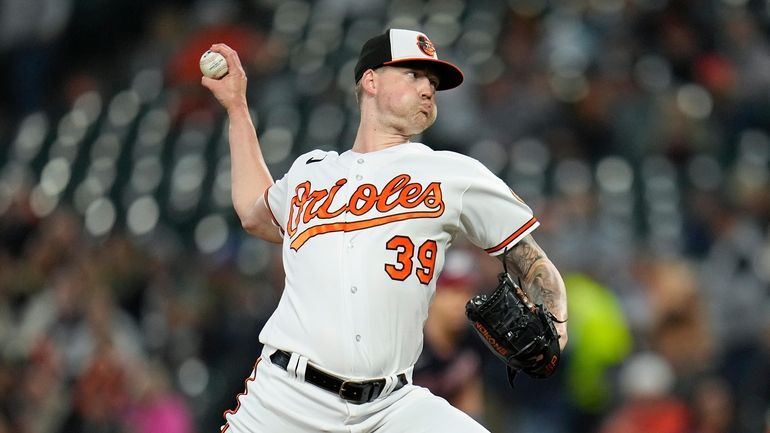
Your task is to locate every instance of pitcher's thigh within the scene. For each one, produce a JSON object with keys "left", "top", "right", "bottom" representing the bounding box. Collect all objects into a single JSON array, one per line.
[
  {"left": 222, "top": 359, "right": 348, "bottom": 433},
  {"left": 377, "top": 386, "right": 490, "bottom": 433}
]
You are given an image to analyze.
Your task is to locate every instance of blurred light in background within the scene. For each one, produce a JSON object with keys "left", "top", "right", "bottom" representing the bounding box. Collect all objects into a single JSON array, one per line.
[
  {"left": 72, "top": 90, "right": 103, "bottom": 125},
  {"left": 423, "top": 14, "right": 462, "bottom": 48},
  {"left": 237, "top": 237, "right": 272, "bottom": 276},
  {"left": 131, "top": 69, "right": 164, "bottom": 104},
  {"left": 74, "top": 177, "right": 106, "bottom": 215},
  {"left": 273, "top": 0, "right": 311, "bottom": 38},
  {"left": 634, "top": 54, "right": 673, "bottom": 92},
  {"left": 469, "top": 139, "right": 507, "bottom": 175},
  {"left": 107, "top": 90, "right": 142, "bottom": 128},
  {"left": 127, "top": 196, "right": 160, "bottom": 236},
  {"left": 618, "top": 351, "right": 674, "bottom": 399},
  {"left": 178, "top": 357, "right": 209, "bottom": 397},
  {"left": 135, "top": 108, "right": 171, "bottom": 152},
  {"left": 50, "top": 112, "right": 87, "bottom": 162},
  {"left": 130, "top": 156, "right": 164, "bottom": 194},
  {"left": 676, "top": 84, "right": 713, "bottom": 120},
  {"left": 212, "top": 156, "right": 233, "bottom": 209},
  {"left": 29, "top": 185, "right": 59, "bottom": 218},
  {"left": 554, "top": 158, "right": 592, "bottom": 196},
  {"left": 596, "top": 156, "right": 633, "bottom": 194},
  {"left": 260, "top": 127, "right": 295, "bottom": 164},
  {"left": 85, "top": 197, "right": 116, "bottom": 236},
  {"left": 510, "top": 137, "right": 549, "bottom": 176},
  {"left": 11, "top": 112, "right": 49, "bottom": 162},
  {"left": 195, "top": 214, "right": 229, "bottom": 254},
  {"left": 687, "top": 155, "right": 723, "bottom": 191},
  {"left": 39, "top": 157, "right": 71, "bottom": 196}
]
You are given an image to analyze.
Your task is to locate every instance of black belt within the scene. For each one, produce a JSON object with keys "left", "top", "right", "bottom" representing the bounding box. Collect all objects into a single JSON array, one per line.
[{"left": 269, "top": 349, "right": 407, "bottom": 404}]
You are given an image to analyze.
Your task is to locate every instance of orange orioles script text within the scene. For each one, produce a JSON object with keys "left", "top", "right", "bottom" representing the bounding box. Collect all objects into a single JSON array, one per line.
[{"left": 286, "top": 174, "right": 445, "bottom": 250}]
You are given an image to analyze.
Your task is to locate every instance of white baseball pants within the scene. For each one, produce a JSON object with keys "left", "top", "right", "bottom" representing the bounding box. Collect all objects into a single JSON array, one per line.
[{"left": 221, "top": 345, "right": 490, "bottom": 433}]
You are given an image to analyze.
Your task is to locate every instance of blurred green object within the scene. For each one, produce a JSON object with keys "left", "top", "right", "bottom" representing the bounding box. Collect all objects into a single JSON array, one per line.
[{"left": 564, "top": 273, "right": 632, "bottom": 412}]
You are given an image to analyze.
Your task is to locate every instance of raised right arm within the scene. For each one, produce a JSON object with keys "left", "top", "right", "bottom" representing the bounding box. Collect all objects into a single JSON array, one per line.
[{"left": 201, "top": 44, "right": 282, "bottom": 243}]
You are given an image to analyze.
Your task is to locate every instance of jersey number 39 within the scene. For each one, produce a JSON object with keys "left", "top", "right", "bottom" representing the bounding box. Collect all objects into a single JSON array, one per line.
[{"left": 384, "top": 235, "right": 437, "bottom": 284}]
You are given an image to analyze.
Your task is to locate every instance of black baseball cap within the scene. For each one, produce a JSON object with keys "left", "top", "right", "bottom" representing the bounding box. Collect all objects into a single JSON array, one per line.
[{"left": 354, "top": 29, "right": 464, "bottom": 91}]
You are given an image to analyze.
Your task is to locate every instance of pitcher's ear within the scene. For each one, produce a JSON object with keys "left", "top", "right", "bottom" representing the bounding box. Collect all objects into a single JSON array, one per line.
[{"left": 361, "top": 69, "right": 377, "bottom": 94}]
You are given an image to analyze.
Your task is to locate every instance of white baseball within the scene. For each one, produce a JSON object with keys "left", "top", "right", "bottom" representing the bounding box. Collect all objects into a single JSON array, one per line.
[{"left": 200, "top": 50, "right": 229, "bottom": 79}]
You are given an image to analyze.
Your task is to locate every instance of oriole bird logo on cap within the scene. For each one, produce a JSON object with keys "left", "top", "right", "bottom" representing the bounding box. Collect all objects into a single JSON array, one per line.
[{"left": 416, "top": 35, "right": 436, "bottom": 57}]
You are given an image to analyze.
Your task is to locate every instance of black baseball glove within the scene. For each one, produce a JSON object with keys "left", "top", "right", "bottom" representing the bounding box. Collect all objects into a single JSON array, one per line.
[{"left": 466, "top": 271, "right": 561, "bottom": 386}]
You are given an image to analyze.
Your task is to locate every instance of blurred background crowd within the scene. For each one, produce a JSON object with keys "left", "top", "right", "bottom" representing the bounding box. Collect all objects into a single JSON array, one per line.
[{"left": 1, "top": 0, "right": 769, "bottom": 432}]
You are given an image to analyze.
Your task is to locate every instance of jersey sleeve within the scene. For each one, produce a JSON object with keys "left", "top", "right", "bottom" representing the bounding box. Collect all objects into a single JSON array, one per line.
[
  {"left": 459, "top": 162, "right": 539, "bottom": 256},
  {"left": 265, "top": 172, "right": 288, "bottom": 234}
]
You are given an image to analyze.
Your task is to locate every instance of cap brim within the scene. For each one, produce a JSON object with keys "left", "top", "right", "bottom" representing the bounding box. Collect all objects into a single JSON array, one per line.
[{"left": 383, "top": 58, "right": 464, "bottom": 90}]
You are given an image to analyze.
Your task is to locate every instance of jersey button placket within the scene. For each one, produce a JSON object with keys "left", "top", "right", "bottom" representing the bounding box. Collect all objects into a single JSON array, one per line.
[
  {"left": 338, "top": 159, "right": 358, "bottom": 364},
  {"left": 354, "top": 158, "right": 364, "bottom": 182},
  {"left": 347, "top": 156, "right": 366, "bottom": 356}
]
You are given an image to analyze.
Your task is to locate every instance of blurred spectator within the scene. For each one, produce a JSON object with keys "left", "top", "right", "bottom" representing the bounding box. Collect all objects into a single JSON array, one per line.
[
  {"left": 0, "top": 182, "right": 39, "bottom": 260},
  {"left": 699, "top": 206, "right": 769, "bottom": 388},
  {"left": 61, "top": 340, "right": 130, "bottom": 433},
  {"left": 599, "top": 352, "right": 692, "bottom": 433},
  {"left": 197, "top": 260, "right": 274, "bottom": 432},
  {"left": 11, "top": 208, "right": 82, "bottom": 302},
  {"left": 561, "top": 272, "right": 632, "bottom": 429},
  {"left": 13, "top": 262, "right": 90, "bottom": 375},
  {"left": 641, "top": 258, "right": 715, "bottom": 379},
  {"left": 91, "top": 235, "right": 153, "bottom": 322},
  {"left": 718, "top": 9, "right": 770, "bottom": 108},
  {"left": 13, "top": 337, "right": 69, "bottom": 433},
  {"left": 691, "top": 376, "right": 734, "bottom": 433},
  {"left": 124, "top": 360, "right": 193, "bottom": 433},
  {"left": 734, "top": 322, "right": 770, "bottom": 433}
]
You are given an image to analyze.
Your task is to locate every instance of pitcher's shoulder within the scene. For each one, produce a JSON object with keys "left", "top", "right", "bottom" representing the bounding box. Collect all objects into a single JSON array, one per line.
[{"left": 411, "top": 144, "right": 489, "bottom": 171}]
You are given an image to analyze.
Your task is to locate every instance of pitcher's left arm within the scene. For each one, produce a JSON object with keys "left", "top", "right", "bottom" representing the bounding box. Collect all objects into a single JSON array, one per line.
[{"left": 500, "top": 235, "right": 568, "bottom": 351}]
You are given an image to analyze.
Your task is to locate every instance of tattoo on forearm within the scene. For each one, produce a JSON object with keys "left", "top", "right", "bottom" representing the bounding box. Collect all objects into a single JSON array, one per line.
[
  {"left": 529, "top": 265, "right": 566, "bottom": 319},
  {"left": 505, "top": 236, "right": 543, "bottom": 280},
  {"left": 503, "top": 236, "right": 568, "bottom": 321}
]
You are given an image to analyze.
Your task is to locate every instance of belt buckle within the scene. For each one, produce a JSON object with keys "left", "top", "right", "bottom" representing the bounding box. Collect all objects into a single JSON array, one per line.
[{"left": 339, "top": 379, "right": 377, "bottom": 404}]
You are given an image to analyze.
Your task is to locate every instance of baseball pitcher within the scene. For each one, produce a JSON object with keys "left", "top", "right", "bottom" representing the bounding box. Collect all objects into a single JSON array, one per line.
[{"left": 202, "top": 28, "right": 568, "bottom": 433}]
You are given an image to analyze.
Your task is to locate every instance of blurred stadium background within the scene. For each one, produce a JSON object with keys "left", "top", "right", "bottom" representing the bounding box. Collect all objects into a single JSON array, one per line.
[{"left": 1, "top": 0, "right": 769, "bottom": 432}]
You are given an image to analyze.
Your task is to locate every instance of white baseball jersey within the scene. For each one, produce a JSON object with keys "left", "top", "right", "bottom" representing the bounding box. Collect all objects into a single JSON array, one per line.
[{"left": 262, "top": 142, "right": 538, "bottom": 379}]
